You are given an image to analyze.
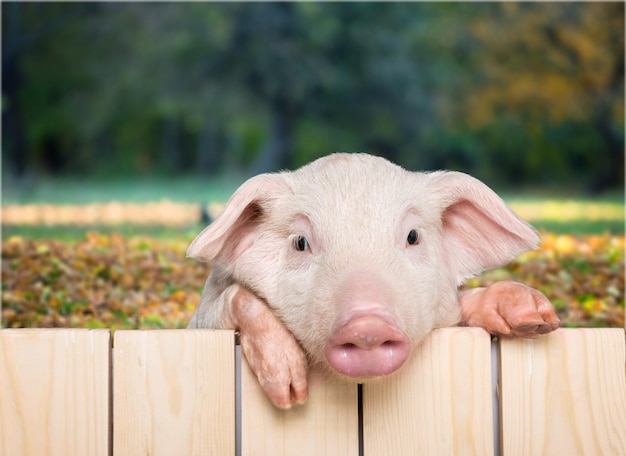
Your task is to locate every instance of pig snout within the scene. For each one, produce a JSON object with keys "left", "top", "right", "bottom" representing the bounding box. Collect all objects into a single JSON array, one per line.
[{"left": 325, "top": 314, "right": 410, "bottom": 378}]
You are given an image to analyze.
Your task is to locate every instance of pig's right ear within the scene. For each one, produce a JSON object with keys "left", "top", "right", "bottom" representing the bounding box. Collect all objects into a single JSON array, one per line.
[
  {"left": 187, "top": 174, "right": 290, "bottom": 263},
  {"left": 425, "top": 171, "right": 539, "bottom": 285}
]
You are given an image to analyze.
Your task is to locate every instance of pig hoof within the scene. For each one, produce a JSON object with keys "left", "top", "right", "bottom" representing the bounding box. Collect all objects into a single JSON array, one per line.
[
  {"left": 460, "top": 281, "right": 560, "bottom": 338},
  {"left": 260, "top": 374, "right": 309, "bottom": 409},
  {"left": 239, "top": 322, "right": 309, "bottom": 409},
  {"left": 242, "top": 338, "right": 309, "bottom": 408},
  {"left": 232, "top": 285, "right": 309, "bottom": 408},
  {"left": 240, "top": 332, "right": 309, "bottom": 408}
]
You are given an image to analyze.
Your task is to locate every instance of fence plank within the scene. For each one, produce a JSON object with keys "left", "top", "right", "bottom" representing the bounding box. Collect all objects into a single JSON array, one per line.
[
  {"left": 3, "top": 327, "right": 623, "bottom": 456},
  {"left": 363, "top": 327, "right": 494, "bottom": 455},
  {"left": 240, "top": 356, "right": 359, "bottom": 455},
  {"left": 0, "top": 329, "right": 110, "bottom": 456},
  {"left": 113, "top": 329, "right": 235, "bottom": 456},
  {"left": 499, "top": 328, "right": 626, "bottom": 456}
]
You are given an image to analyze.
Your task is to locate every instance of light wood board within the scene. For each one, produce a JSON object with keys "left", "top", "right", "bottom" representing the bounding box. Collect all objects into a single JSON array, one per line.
[
  {"left": 0, "top": 329, "right": 110, "bottom": 456},
  {"left": 499, "top": 328, "right": 626, "bottom": 456},
  {"left": 363, "top": 327, "right": 494, "bottom": 455},
  {"left": 3, "top": 326, "right": 624, "bottom": 456},
  {"left": 240, "top": 355, "right": 359, "bottom": 455},
  {"left": 113, "top": 329, "right": 235, "bottom": 456}
]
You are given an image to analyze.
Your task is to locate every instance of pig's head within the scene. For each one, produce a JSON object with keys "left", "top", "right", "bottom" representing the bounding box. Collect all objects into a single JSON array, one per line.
[{"left": 188, "top": 153, "right": 538, "bottom": 381}]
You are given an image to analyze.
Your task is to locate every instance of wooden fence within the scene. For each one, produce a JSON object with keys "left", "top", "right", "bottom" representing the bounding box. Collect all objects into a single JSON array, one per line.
[{"left": 1, "top": 327, "right": 624, "bottom": 455}]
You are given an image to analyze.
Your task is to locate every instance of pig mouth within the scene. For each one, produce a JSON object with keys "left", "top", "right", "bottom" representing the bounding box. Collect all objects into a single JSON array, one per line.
[{"left": 324, "top": 315, "right": 411, "bottom": 378}]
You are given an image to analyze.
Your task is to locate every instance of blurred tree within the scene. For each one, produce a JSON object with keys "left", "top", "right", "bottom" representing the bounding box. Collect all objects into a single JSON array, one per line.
[
  {"left": 2, "top": 2, "right": 623, "bottom": 191},
  {"left": 224, "top": 2, "right": 316, "bottom": 172},
  {"left": 2, "top": 2, "right": 94, "bottom": 180},
  {"left": 456, "top": 2, "right": 624, "bottom": 190}
]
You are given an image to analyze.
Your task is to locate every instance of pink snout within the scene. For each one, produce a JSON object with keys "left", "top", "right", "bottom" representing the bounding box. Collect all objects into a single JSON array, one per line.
[{"left": 325, "top": 315, "right": 410, "bottom": 378}]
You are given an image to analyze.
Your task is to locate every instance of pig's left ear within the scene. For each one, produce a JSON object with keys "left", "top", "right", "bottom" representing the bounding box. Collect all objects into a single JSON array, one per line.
[
  {"left": 187, "top": 173, "right": 291, "bottom": 263},
  {"left": 426, "top": 171, "right": 539, "bottom": 284}
]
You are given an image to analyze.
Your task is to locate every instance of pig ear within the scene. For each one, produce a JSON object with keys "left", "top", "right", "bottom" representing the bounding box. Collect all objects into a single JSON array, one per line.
[
  {"left": 426, "top": 171, "right": 539, "bottom": 284},
  {"left": 187, "top": 174, "right": 291, "bottom": 263}
]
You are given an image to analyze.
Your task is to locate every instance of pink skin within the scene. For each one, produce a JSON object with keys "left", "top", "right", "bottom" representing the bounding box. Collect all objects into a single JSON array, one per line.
[
  {"left": 186, "top": 154, "right": 562, "bottom": 409},
  {"left": 235, "top": 280, "right": 559, "bottom": 409},
  {"left": 326, "top": 315, "right": 410, "bottom": 377},
  {"left": 458, "top": 281, "right": 560, "bottom": 338},
  {"left": 231, "top": 285, "right": 308, "bottom": 409},
  {"left": 324, "top": 270, "right": 411, "bottom": 378}
]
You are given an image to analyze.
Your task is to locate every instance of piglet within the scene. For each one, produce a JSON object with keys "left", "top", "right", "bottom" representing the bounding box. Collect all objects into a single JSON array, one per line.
[{"left": 187, "top": 153, "right": 559, "bottom": 409}]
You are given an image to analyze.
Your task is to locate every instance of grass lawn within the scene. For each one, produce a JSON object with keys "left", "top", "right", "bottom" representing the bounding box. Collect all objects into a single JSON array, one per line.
[
  {"left": 2, "top": 175, "right": 244, "bottom": 205},
  {"left": 2, "top": 175, "right": 624, "bottom": 238}
]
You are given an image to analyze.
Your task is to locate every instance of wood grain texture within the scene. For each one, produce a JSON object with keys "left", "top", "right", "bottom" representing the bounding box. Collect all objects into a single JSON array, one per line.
[
  {"left": 3, "top": 327, "right": 624, "bottom": 456},
  {"left": 240, "top": 356, "right": 359, "bottom": 456},
  {"left": 0, "top": 329, "right": 110, "bottom": 456},
  {"left": 499, "top": 328, "right": 626, "bottom": 456},
  {"left": 113, "top": 329, "right": 235, "bottom": 456},
  {"left": 363, "top": 327, "right": 494, "bottom": 456}
]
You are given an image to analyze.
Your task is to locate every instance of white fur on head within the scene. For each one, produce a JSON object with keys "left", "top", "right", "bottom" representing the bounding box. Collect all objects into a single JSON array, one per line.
[{"left": 186, "top": 153, "right": 540, "bottom": 366}]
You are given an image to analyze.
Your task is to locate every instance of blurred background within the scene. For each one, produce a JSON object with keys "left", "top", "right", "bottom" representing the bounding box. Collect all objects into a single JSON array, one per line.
[
  {"left": 3, "top": 2, "right": 624, "bottom": 193},
  {"left": 2, "top": 2, "right": 624, "bottom": 329}
]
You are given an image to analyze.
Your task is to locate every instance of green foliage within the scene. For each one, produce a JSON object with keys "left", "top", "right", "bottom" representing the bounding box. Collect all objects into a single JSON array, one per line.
[{"left": 2, "top": 2, "right": 623, "bottom": 191}]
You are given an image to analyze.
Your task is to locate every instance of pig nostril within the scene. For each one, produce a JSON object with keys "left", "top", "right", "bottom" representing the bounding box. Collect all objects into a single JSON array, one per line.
[
  {"left": 340, "top": 339, "right": 402, "bottom": 351},
  {"left": 340, "top": 343, "right": 359, "bottom": 355},
  {"left": 381, "top": 340, "right": 405, "bottom": 355},
  {"left": 327, "top": 316, "right": 411, "bottom": 377},
  {"left": 382, "top": 340, "right": 402, "bottom": 348}
]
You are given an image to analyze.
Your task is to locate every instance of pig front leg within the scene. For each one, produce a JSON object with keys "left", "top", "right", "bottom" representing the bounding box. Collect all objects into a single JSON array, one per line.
[
  {"left": 230, "top": 285, "right": 309, "bottom": 409},
  {"left": 458, "top": 280, "right": 560, "bottom": 337}
]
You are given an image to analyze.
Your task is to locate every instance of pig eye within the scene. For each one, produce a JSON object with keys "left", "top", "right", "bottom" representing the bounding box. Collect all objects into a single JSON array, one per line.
[
  {"left": 407, "top": 229, "right": 419, "bottom": 245},
  {"left": 294, "top": 235, "right": 310, "bottom": 252}
]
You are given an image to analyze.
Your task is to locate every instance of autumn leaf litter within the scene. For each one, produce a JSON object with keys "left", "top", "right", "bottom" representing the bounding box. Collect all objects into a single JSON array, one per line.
[{"left": 2, "top": 231, "right": 624, "bottom": 329}]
